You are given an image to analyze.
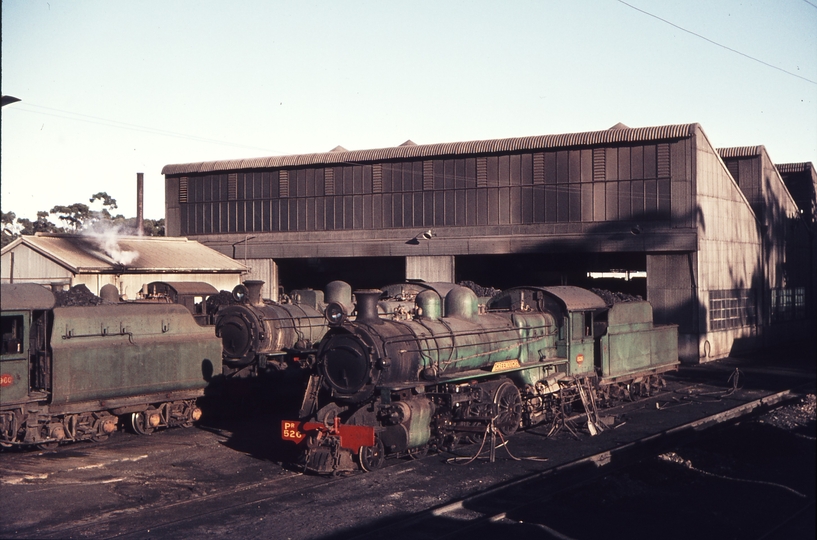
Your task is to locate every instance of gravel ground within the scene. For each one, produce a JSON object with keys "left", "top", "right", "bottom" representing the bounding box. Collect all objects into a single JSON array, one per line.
[{"left": 758, "top": 393, "right": 816, "bottom": 431}]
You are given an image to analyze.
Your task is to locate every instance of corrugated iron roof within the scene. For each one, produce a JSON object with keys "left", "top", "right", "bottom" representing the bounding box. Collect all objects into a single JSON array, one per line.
[
  {"left": 2, "top": 235, "right": 246, "bottom": 273},
  {"left": 1, "top": 283, "right": 56, "bottom": 310},
  {"left": 776, "top": 162, "right": 813, "bottom": 174},
  {"left": 162, "top": 124, "right": 699, "bottom": 176},
  {"left": 717, "top": 146, "right": 764, "bottom": 158}
]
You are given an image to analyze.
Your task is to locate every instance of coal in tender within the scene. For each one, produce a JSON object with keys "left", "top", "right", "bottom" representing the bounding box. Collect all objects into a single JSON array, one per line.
[
  {"left": 590, "top": 288, "right": 643, "bottom": 306},
  {"left": 54, "top": 284, "right": 106, "bottom": 307}
]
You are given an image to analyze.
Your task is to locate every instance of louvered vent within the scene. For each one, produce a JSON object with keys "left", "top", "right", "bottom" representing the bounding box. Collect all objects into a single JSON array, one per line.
[
  {"left": 372, "top": 164, "right": 382, "bottom": 193},
  {"left": 726, "top": 161, "right": 740, "bottom": 182},
  {"left": 657, "top": 144, "right": 671, "bottom": 177},
  {"left": 279, "top": 171, "right": 289, "bottom": 197},
  {"left": 325, "top": 168, "right": 335, "bottom": 195},
  {"left": 228, "top": 174, "right": 238, "bottom": 200},
  {"left": 423, "top": 161, "right": 434, "bottom": 190},
  {"left": 179, "top": 177, "right": 188, "bottom": 203},
  {"left": 592, "top": 149, "right": 606, "bottom": 181},
  {"left": 476, "top": 157, "right": 488, "bottom": 188},
  {"left": 533, "top": 154, "right": 545, "bottom": 184}
]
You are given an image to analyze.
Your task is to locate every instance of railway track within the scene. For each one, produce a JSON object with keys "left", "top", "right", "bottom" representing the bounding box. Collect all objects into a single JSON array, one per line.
[
  {"left": 1, "top": 382, "right": 811, "bottom": 540},
  {"left": 335, "top": 389, "right": 810, "bottom": 540}
]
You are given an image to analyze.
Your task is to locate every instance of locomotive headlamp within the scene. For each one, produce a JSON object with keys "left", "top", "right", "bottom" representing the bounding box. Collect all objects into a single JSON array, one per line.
[
  {"left": 325, "top": 302, "right": 347, "bottom": 327},
  {"left": 232, "top": 284, "right": 248, "bottom": 303}
]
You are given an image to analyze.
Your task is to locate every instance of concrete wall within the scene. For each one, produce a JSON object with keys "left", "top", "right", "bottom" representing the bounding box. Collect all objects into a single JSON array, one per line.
[{"left": 406, "top": 255, "right": 454, "bottom": 283}]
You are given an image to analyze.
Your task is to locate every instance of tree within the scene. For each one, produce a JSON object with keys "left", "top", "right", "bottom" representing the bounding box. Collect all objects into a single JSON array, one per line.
[
  {"left": 1, "top": 191, "right": 164, "bottom": 247},
  {"left": 50, "top": 203, "right": 92, "bottom": 231},
  {"left": 1, "top": 211, "right": 17, "bottom": 248},
  {"left": 90, "top": 192, "right": 118, "bottom": 210}
]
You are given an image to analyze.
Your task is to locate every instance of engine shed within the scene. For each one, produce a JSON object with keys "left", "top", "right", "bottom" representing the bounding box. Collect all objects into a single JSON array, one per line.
[
  {"left": 1, "top": 234, "right": 247, "bottom": 300},
  {"left": 161, "top": 123, "right": 815, "bottom": 362}
]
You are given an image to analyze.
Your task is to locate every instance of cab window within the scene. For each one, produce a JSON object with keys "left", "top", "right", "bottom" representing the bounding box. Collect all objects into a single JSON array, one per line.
[{"left": 1, "top": 314, "right": 25, "bottom": 356}]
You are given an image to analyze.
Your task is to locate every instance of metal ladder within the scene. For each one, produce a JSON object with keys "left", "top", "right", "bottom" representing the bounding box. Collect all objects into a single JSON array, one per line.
[{"left": 577, "top": 378, "right": 605, "bottom": 436}]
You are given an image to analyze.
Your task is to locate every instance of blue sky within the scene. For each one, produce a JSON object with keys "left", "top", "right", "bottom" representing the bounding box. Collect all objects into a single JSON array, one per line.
[{"left": 2, "top": 0, "right": 816, "bottom": 221}]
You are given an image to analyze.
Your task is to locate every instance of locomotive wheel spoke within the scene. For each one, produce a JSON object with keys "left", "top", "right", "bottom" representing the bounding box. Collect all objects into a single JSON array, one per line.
[
  {"left": 36, "top": 424, "right": 61, "bottom": 450},
  {"left": 358, "top": 436, "right": 385, "bottom": 472},
  {"left": 494, "top": 382, "right": 523, "bottom": 437}
]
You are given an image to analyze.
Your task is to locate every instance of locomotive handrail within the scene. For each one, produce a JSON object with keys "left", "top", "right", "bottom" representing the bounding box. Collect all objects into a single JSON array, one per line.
[
  {"left": 381, "top": 321, "right": 555, "bottom": 348},
  {"left": 409, "top": 317, "right": 447, "bottom": 372},
  {"left": 61, "top": 329, "right": 135, "bottom": 345}
]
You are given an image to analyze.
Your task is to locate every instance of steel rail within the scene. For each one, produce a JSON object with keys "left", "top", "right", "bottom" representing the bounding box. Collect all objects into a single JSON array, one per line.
[{"left": 16, "top": 387, "right": 805, "bottom": 540}]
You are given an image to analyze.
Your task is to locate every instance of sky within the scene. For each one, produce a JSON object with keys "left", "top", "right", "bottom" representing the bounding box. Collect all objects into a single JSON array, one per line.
[{"left": 2, "top": 0, "right": 816, "bottom": 223}]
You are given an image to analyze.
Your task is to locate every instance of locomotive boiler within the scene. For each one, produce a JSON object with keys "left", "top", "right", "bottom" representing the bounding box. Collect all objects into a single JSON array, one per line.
[
  {"left": 283, "top": 284, "right": 678, "bottom": 474},
  {"left": 214, "top": 280, "right": 350, "bottom": 377},
  {"left": 1, "top": 283, "right": 223, "bottom": 447}
]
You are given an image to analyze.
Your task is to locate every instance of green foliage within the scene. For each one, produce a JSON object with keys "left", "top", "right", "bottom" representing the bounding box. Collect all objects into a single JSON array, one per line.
[
  {"left": 51, "top": 203, "right": 92, "bottom": 231},
  {"left": 1, "top": 191, "right": 164, "bottom": 248},
  {"left": 90, "top": 192, "right": 118, "bottom": 210}
]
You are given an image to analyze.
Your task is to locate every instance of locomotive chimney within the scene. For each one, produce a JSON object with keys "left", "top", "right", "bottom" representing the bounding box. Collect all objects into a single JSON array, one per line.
[
  {"left": 354, "top": 289, "right": 383, "bottom": 324},
  {"left": 243, "top": 280, "right": 265, "bottom": 306},
  {"left": 136, "top": 172, "right": 144, "bottom": 236}
]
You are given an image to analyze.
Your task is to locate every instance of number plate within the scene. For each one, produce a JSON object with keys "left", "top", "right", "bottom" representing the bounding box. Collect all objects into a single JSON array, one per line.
[{"left": 491, "top": 359, "right": 520, "bottom": 372}]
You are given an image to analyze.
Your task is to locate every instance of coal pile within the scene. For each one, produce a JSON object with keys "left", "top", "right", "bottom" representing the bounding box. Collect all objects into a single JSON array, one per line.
[
  {"left": 54, "top": 284, "right": 106, "bottom": 307},
  {"left": 459, "top": 281, "right": 501, "bottom": 299},
  {"left": 206, "top": 290, "right": 235, "bottom": 312},
  {"left": 591, "top": 288, "right": 642, "bottom": 306}
]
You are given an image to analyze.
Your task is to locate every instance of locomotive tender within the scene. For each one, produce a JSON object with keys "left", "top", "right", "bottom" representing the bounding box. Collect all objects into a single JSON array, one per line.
[
  {"left": 0, "top": 283, "right": 222, "bottom": 447},
  {"left": 283, "top": 284, "right": 678, "bottom": 474}
]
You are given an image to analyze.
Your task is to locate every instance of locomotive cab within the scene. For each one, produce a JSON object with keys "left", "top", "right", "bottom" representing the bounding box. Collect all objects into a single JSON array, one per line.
[
  {"left": 488, "top": 286, "right": 607, "bottom": 377},
  {"left": 1, "top": 285, "right": 55, "bottom": 406}
]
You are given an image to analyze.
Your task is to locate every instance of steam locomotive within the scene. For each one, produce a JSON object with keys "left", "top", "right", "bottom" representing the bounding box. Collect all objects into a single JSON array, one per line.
[
  {"left": 283, "top": 284, "right": 678, "bottom": 474},
  {"left": 138, "top": 279, "right": 346, "bottom": 378},
  {"left": 212, "top": 280, "right": 352, "bottom": 378},
  {"left": 0, "top": 283, "right": 222, "bottom": 448},
  {"left": 0, "top": 276, "right": 348, "bottom": 449}
]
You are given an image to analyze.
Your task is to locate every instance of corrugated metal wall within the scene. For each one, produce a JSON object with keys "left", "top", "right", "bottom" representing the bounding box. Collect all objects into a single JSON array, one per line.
[{"left": 173, "top": 142, "right": 685, "bottom": 236}]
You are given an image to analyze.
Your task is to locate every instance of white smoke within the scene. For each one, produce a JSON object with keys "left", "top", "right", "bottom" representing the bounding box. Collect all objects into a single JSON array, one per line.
[{"left": 82, "top": 224, "right": 140, "bottom": 265}]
